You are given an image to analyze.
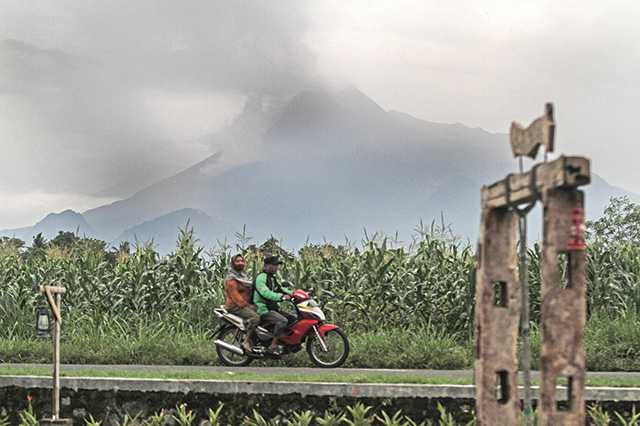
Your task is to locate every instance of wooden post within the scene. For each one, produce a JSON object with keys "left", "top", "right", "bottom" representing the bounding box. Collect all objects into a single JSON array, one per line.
[
  {"left": 52, "top": 292, "right": 61, "bottom": 419},
  {"left": 39, "top": 285, "right": 72, "bottom": 426},
  {"left": 539, "top": 189, "right": 586, "bottom": 425},
  {"left": 510, "top": 103, "right": 555, "bottom": 159},
  {"left": 474, "top": 207, "right": 521, "bottom": 425},
  {"left": 481, "top": 156, "right": 590, "bottom": 210},
  {"left": 476, "top": 103, "right": 590, "bottom": 425}
]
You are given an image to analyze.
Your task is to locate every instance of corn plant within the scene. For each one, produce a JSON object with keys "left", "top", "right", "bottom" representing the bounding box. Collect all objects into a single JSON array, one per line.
[
  {"left": 143, "top": 410, "right": 166, "bottom": 426},
  {"left": 402, "top": 418, "right": 427, "bottom": 426},
  {"left": 424, "top": 404, "right": 457, "bottom": 426},
  {"left": 614, "top": 407, "right": 640, "bottom": 426},
  {"left": 173, "top": 403, "right": 195, "bottom": 426},
  {"left": 343, "top": 403, "right": 374, "bottom": 426},
  {"left": 375, "top": 410, "right": 405, "bottom": 426},
  {"left": 588, "top": 405, "right": 610, "bottom": 426},
  {"left": 206, "top": 403, "right": 224, "bottom": 426},
  {"left": 85, "top": 415, "right": 102, "bottom": 426},
  {"left": 315, "top": 410, "right": 345, "bottom": 426},
  {"left": 18, "top": 395, "right": 38, "bottom": 426},
  {"left": 119, "top": 413, "right": 143, "bottom": 426},
  {"left": 3, "top": 197, "right": 640, "bottom": 347},
  {"left": 240, "top": 410, "right": 271, "bottom": 426},
  {"left": 285, "top": 410, "right": 314, "bottom": 426}
]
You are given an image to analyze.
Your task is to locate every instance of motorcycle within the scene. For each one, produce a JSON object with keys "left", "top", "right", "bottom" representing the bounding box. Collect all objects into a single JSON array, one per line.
[{"left": 213, "top": 289, "right": 350, "bottom": 368}]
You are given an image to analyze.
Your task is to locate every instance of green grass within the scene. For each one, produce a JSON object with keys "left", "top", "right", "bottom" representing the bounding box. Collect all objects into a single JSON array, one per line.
[
  {"left": 586, "top": 377, "right": 640, "bottom": 388},
  {"left": 3, "top": 365, "right": 640, "bottom": 388},
  {"left": 0, "top": 365, "right": 471, "bottom": 385},
  {"left": 0, "top": 327, "right": 473, "bottom": 370},
  {"left": 6, "top": 315, "right": 640, "bottom": 372}
]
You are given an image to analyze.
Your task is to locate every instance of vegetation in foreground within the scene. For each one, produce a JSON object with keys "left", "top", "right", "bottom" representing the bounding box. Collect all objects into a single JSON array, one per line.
[
  {"left": 5, "top": 399, "right": 640, "bottom": 425},
  {"left": 1, "top": 197, "right": 640, "bottom": 370}
]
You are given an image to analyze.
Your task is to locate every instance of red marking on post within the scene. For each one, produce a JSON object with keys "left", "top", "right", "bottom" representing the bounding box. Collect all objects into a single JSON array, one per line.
[{"left": 567, "top": 207, "right": 586, "bottom": 251}]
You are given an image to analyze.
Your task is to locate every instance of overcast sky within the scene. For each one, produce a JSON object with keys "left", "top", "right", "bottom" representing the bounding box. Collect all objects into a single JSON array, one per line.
[{"left": 1, "top": 1, "right": 639, "bottom": 228}]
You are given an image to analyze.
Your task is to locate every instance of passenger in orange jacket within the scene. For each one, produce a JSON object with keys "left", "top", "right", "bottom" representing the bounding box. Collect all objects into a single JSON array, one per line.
[{"left": 223, "top": 254, "right": 259, "bottom": 353}]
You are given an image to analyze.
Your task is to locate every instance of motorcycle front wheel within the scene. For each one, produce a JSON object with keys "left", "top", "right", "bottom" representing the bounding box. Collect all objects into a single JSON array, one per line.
[
  {"left": 216, "top": 326, "right": 253, "bottom": 367},
  {"left": 306, "top": 327, "right": 350, "bottom": 368}
]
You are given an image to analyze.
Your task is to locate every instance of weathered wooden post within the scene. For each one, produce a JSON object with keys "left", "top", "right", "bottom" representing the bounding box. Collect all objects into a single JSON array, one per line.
[
  {"left": 475, "top": 104, "right": 590, "bottom": 425},
  {"left": 474, "top": 207, "right": 521, "bottom": 424},
  {"left": 39, "top": 284, "right": 72, "bottom": 426},
  {"left": 539, "top": 188, "right": 587, "bottom": 425}
]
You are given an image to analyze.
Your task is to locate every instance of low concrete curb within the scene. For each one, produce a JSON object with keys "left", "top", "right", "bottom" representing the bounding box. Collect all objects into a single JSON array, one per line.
[{"left": 3, "top": 375, "right": 640, "bottom": 402}]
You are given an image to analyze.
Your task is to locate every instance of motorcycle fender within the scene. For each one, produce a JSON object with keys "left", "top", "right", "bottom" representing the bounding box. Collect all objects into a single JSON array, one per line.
[{"left": 318, "top": 324, "right": 338, "bottom": 338}]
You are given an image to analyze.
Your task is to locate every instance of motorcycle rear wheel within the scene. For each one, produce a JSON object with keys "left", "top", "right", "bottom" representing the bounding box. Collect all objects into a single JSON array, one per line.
[
  {"left": 306, "top": 327, "right": 350, "bottom": 368},
  {"left": 216, "top": 326, "right": 253, "bottom": 367}
]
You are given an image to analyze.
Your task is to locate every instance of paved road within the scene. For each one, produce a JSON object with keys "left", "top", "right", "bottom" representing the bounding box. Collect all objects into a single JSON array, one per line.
[{"left": 3, "top": 364, "right": 640, "bottom": 380}]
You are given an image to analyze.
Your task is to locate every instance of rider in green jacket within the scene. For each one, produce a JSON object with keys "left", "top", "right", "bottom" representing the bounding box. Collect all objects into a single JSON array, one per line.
[{"left": 253, "top": 255, "right": 294, "bottom": 354}]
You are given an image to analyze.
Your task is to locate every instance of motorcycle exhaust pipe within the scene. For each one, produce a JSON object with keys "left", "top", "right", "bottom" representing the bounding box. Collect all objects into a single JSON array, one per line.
[{"left": 214, "top": 339, "right": 244, "bottom": 355}]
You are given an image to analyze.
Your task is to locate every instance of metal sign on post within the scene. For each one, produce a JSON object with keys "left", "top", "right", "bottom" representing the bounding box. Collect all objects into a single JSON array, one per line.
[
  {"left": 474, "top": 104, "right": 590, "bottom": 425},
  {"left": 38, "top": 284, "right": 72, "bottom": 426}
]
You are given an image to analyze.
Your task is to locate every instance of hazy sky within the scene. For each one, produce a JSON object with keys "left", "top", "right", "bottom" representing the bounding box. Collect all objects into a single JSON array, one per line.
[{"left": 1, "top": 1, "right": 639, "bottom": 228}]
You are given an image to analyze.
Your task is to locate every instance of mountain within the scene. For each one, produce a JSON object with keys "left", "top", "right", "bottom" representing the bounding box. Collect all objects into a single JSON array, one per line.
[
  {"left": 6, "top": 88, "right": 637, "bottom": 251},
  {"left": 0, "top": 209, "right": 94, "bottom": 242},
  {"left": 80, "top": 88, "right": 516, "bottom": 244},
  {"left": 81, "top": 88, "right": 636, "bottom": 248},
  {"left": 113, "top": 208, "right": 224, "bottom": 254}
]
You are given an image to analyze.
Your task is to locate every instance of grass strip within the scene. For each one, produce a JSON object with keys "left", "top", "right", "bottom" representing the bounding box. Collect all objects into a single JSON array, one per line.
[
  {"left": 0, "top": 330, "right": 474, "bottom": 370},
  {"left": 3, "top": 366, "right": 640, "bottom": 388},
  {"left": 0, "top": 365, "right": 470, "bottom": 385}
]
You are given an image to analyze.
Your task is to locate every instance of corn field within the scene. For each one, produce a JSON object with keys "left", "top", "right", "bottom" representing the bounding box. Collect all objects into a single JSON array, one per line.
[
  {"left": 0, "top": 226, "right": 478, "bottom": 340},
  {"left": 1, "top": 200, "right": 640, "bottom": 344}
]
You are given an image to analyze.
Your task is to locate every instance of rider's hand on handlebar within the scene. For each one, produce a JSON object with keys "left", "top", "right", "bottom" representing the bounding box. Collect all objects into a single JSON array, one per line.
[{"left": 281, "top": 294, "right": 292, "bottom": 301}]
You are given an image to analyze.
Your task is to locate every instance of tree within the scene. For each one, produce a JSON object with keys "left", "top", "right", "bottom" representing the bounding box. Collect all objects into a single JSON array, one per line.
[
  {"left": 32, "top": 233, "right": 47, "bottom": 249},
  {"left": 25, "top": 233, "right": 48, "bottom": 259},
  {"left": 50, "top": 231, "right": 80, "bottom": 250},
  {"left": 587, "top": 196, "right": 640, "bottom": 244},
  {"left": 259, "top": 236, "right": 292, "bottom": 260},
  {"left": 0, "top": 236, "right": 25, "bottom": 252}
]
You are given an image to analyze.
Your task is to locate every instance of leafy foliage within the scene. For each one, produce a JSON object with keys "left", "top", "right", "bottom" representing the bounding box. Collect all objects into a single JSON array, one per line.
[
  {"left": 588, "top": 196, "right": 640, "bottom": 244},
  {"left": 5, "top": 395, "right": 640, "bottom": 424},
  {"left": 85, "top": 415, "right": 102, "bottom": 426},
  {"left": 172, "top": 403, "right": 195, "bottom": 426},
  {"left": 204, "top": 404, "right": 224, "bottom": 426},
  {"left": 2, "top": 197, "right": 640, "bottom": 361},
  {"left": 17, "top": 395, "right": 38, "bottom": 426},
  {"left": 0, "top": 223, "right": 478, "bottom": 341},
  {"left": 343, "top": 403, "right": 374, "bottom": 426}
]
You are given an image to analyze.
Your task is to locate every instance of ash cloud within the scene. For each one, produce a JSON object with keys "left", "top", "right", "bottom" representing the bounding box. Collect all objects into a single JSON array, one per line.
[{"left": 0, "top": 1, "right": 317, "bottom": 202}]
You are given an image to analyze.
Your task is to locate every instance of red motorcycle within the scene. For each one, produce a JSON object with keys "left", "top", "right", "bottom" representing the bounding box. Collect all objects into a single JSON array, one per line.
[{"left": 213, "top": 289, "right": 350, "bottom": 368}]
